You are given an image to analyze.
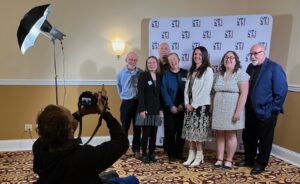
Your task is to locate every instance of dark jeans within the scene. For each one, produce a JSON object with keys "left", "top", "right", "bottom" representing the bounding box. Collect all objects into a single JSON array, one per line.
[
  {"left": 141, "top": 126, "right": 158, "bottom": 156},
  {"left": 120, "top": 99, "right": 141, "bottom": 153},
  {"left": 164, "top": 109, "right": 185, "bottom": 159},
  {"left": 242, "top": 107, "right": 278, "bottom": 168}
]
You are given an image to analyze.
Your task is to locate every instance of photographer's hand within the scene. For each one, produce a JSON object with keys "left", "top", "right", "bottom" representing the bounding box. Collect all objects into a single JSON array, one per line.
[
  {"left": 97, "top": 90, "right": 108, "bottom": 114},
  {"left": 81, "top": 107, "right": 99, "bottom": 115}
]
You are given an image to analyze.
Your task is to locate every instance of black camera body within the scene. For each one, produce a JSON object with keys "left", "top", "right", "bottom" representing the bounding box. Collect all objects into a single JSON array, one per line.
[{"left": 78, "top": 91, "right": 98, "bottom": 107}]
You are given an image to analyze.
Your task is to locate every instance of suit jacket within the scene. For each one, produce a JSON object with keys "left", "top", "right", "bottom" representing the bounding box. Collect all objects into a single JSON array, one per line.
[
  {"left": 246, "top": 58, "right": 288, "bottom": 121},
  {"left": 137, "top": 71, "right": 161, "bottom": 114}
]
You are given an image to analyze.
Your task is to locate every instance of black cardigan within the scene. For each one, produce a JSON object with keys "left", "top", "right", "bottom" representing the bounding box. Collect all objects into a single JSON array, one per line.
[{"left": 137, "top": 71, "right": 162, "bottom": 114}]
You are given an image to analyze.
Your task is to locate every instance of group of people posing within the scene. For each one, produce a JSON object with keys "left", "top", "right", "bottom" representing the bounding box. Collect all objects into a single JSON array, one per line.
[{"left": 116, "top": 42, "right": 288, "bottom": 175}]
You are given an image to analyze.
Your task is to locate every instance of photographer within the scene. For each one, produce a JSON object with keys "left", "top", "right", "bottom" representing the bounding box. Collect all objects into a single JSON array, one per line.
[{"left": 32, "top": 92, "right": 131, "bottom": 184}]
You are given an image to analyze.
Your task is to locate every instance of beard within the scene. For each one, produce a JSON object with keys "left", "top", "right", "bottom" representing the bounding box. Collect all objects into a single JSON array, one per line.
[{"left": 251, "top": 60, "right": 259, "bottom": 66}]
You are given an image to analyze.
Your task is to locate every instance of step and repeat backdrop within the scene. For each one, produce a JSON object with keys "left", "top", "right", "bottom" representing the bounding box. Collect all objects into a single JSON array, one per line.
[{"left": 149, "top": 14, "right": 273, "bottom": 151}]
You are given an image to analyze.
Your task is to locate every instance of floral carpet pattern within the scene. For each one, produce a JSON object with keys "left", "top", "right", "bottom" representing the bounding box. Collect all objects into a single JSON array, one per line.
[{"left": 0, "top": 149, "right": 299, "bottom": 183}]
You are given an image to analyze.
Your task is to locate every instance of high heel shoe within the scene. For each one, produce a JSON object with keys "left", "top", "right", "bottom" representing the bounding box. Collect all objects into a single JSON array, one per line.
[
  {"left": 214, "top": 160, "right": 223, "bottom": 168},
  {"left": 223, "top": 160, "right": 233, "bottom": 169},
  {"left": 183, "top": 150, "right": 195, "bottom": 166},
  {"left": 189, "top": 151, "right": 204, "bottom": 167}
]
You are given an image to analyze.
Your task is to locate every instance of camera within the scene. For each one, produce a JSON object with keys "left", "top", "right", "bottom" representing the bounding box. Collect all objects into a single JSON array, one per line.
[{"left": 78, "top": 91, "right": 98, "bottom": 107}]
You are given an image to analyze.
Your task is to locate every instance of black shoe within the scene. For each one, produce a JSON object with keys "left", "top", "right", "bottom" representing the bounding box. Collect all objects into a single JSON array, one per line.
[
  {"left": 148, "top": 155, "right": 157, "bottom": 163},
  {"left": 168, "top": 156, "right": 176, "bottom": 162},
  {"left": 235, "top": 161, "right": 255, "bottom": 167},
  {"left": 250, "top": 165, "right": 265, "bottom": 174},
  {"left": 175, "top": 154, "right": 185, "bottom": 161},
  {"left": 134, "top": 152, "right": 142, "bottom": 159},
  {"left": 141, "top": 156, "right": 150, "bottom": 163}
]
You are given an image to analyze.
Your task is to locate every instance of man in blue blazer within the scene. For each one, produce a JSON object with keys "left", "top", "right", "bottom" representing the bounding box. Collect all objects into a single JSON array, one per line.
[{"left": 236, "top": 44, "right": 288, "bottom": 174}]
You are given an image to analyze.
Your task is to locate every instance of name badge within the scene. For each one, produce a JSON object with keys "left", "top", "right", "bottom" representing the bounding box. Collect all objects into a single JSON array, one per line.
[
  {"left": 148, "top": 81, "right": 153, "bottom": 85},
  {"left": 181, "top": 77, "right": 187, "bottom": 82}
]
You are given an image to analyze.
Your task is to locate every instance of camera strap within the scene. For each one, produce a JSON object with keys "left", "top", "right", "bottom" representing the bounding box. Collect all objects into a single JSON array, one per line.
[
  {"left": 77, "top": 97, "right": 109, "bottom": 145},
  {"left": 83, "top": 114, "right": 103, "bottom": 145}
]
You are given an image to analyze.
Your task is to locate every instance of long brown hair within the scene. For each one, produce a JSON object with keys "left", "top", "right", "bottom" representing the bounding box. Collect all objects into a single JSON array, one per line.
[{"left": 188, "top": 46, "right": 211, "bottom": 79}]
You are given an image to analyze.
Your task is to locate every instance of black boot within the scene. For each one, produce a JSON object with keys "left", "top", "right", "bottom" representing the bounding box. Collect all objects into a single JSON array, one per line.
[
  {"left": 140, "top": 153, "right": 150, "bottom": 163},
  {"left": 148, "top": 154, "right": 157, "bottom": 163}
]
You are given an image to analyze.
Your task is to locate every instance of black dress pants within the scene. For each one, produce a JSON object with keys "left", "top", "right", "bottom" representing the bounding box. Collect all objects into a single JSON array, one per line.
[
  {"left": 141, "top": 126, "right": 158, "bottom": 156},
  {"left": 164, "top": 109, "right": 185, "bottom": 159},
  {"left": 120, "top": 99, "right": 141, "bottom": 153},
  {"left": 242, "top": 107, "right": 278, "bottom": 168}
]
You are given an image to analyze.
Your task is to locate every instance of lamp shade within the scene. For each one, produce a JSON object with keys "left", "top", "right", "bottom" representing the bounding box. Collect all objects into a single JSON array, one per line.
[{"left": 17, "top": 4, "right": 51, "bottom": 55}]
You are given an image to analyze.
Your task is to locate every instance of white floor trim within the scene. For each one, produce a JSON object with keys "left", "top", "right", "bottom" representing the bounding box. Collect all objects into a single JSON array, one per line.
[
  {"left": 271, "top": 144, "right": 300, "bottom": 167},
  {"left": 0, "top": 135, "right": 133, "bottom": 152}
]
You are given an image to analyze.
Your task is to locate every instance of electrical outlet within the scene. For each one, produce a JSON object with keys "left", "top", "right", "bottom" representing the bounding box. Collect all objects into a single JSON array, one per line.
[{"left": 24, "top": 124, "right": 32, "bottom": 131}]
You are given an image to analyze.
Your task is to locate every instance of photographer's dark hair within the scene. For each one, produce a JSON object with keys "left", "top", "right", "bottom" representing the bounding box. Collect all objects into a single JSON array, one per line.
[
  {"left": 188, "top": 46, "right": 211, "bottom": 79},
  {"left": 219, "top": 51, "right": 241, "bottom": 75},
  {"left": 36, "top": 105, "right": 72, "bottom": 149}
]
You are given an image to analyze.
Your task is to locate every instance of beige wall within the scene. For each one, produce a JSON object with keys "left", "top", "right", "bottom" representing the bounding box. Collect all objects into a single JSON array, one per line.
[
  {"left": 275, "top": 92, "right": 300, "bottom": 153},
  {"left": 1, "top": 0, "right": 300, "bottom": 153},
  {"left": 0, "top": 85, "right": 121, "bottom": 139}
]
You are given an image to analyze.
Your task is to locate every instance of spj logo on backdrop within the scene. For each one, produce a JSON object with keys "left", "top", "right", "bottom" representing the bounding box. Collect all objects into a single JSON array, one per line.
[
  {"left": 171, "top": 42, "right": 179, "bottom": 50},
  {"left": 260, "top": 16, "right": 270, "bottom": 25},
  {"left": 181, "top": 31, "right": 190, "bottom": 39},
  {"left": 211, "top": 65, "right": 219, "bottom": 73},
  {"left": 203, "top": 31, "right": 211, "bottom": 39},
  {"left": 151, "top": 42, "right": 159, "bottom": 50},
  {"left": 247, "top": 30, "right": 256, "bottom": 38},
  {"left": 235, "top": 42, "right": 244, "bottom": 50},
  {"left": 151, "top": 20, "right": 159, "bottom": 28},
  {"left": 214, "top": 18, "right": 223, "bottom": 27},
  {"left": 213, "top": 42, "right": 222, "bottom": 50},
  {"left": 171, "top": 20, "right": 180, "bottom": 28},
  {"left": 192, "top": 19, "right": 201, "bottom": 27},
  {"left": 192, "top": 42, "right": 201, "bottom": 49},
  {"left": 225, "top": 30, "right": 234, "bottom": 38},
  {"left": 237, "top": 17, "right": 246, "bottom": 26},
  {"left": 161, "top": 31, "right": 169, "bottom": 39},
  {"left": 181, "top": 53, "right": 190, "bottom": 62}
]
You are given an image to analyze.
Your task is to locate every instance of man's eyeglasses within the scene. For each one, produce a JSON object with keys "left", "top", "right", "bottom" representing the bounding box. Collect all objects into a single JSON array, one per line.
[{"left": 248, "top": 51, "right": 264, "bottom": 57}]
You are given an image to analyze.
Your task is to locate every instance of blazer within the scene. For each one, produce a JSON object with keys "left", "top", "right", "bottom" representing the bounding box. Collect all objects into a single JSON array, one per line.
[
  {"left": 246, "top": 58, "right": 288, "bottom": 121},
  {"left": 137, "top": 71, "right": 161, "bottom": 114},
  {"left": 161, "top": 68, "right": 188, "bottom": 109},
  {"left": 184, "top": 67, "right": 214, "bottom": 108}
]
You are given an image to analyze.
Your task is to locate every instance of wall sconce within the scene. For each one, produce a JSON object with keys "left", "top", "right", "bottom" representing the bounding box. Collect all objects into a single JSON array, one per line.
[{"left": 112, "top": 40, "right": 125, "bottom": 59}]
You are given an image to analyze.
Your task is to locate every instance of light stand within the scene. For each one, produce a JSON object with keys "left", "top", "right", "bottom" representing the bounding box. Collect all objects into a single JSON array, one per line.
[{"left": 52, "top": 39, "right": 59, "bottom": 105}]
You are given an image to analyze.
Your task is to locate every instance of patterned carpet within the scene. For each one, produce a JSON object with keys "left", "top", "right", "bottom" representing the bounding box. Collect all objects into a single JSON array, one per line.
[{"left": 0, "top": 148, "right": 299, "bottom": 184}]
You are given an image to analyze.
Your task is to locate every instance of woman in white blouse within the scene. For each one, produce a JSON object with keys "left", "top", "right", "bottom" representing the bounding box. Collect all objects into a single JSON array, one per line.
[{"left": 181, "top": 46, "right": 214, "bottom": 167}]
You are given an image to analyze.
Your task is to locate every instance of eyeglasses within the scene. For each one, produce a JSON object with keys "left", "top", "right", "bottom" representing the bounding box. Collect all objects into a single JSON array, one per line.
[
  {"left": 224, "top": 56, "right": 235, "bottom": 60},
  {"left": 248, "top": 51, "right": 264, "bottom": 57}
]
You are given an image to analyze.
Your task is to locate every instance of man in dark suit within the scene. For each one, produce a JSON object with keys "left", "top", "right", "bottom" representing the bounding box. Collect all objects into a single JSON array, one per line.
[{"left": 236, "top": 44, "right": 288, "bottom": 174}]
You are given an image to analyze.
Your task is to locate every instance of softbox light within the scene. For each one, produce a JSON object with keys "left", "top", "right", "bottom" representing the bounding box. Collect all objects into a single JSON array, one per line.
[{"left": 17, "top": 4, "right": 65, "bottom": 55}]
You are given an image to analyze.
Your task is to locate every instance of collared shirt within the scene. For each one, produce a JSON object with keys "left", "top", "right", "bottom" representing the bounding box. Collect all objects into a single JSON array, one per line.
[{"left": 117, "top": 66, "right": 142, "bottom": 100}]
